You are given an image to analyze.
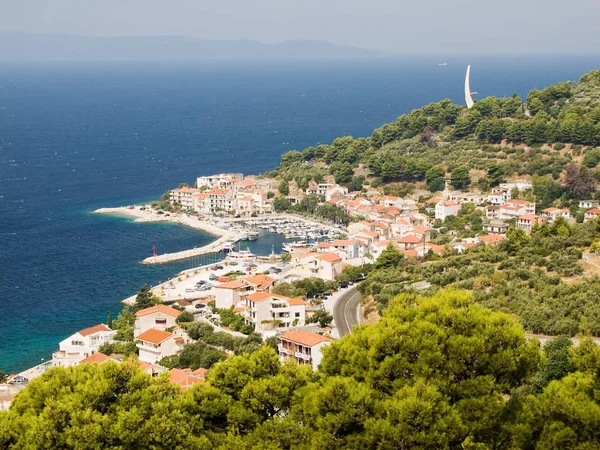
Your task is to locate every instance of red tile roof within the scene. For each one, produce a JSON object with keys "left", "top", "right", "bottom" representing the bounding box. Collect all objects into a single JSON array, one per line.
[
  {"left": 279, "top": 330, "right": 332, "bottom": 347},
  {"left": 243, "top": 274, "right": 276, "bottom": 290},
  {"left": 215, "top": 280, "right": 249, "bottom": 290},
  {"left": 136, "top": 329, "right": 173, "bottom": 344},
  {"left": 135, "top": 304, "right": 180, "bottom": 318},
  {"left": 80, "top": 352, "right": 111, "bottom": 365},
  {"left": 79, "top": 324, "right": 112, "bottom": 337},
  {"left": 315, "top": 253, "right": 342, "bottom": 263}
]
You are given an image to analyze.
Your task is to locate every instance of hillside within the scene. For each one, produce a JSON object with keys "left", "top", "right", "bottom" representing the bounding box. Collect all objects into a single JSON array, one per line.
[
  {"left": 0, "top": 32, "right": 383, "bottom": 60},
  {"left": 271, "top": 68, "right": 600, "bottom": 208}
]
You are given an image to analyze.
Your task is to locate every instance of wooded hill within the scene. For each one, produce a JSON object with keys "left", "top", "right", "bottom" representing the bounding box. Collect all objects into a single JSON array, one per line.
[{"left": 270, "top": 69, "right": 600, "bottom": 207}]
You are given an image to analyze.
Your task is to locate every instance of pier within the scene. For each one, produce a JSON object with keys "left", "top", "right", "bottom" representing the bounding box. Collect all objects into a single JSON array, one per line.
[{"left": 142, "top": 233, "right": 239, "bottom": 264}]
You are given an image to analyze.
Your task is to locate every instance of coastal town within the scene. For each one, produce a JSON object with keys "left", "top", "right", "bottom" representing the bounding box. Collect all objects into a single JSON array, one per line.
[{"left": 4, "top": 166, "right": 600, "bottom": 411}]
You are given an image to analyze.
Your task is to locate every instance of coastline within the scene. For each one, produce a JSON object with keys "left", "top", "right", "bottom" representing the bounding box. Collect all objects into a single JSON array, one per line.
[{"left": 94, "top": 206, "right": 239, "bottom": 264}]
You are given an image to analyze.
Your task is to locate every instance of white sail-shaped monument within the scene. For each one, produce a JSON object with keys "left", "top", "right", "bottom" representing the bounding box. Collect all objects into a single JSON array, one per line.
[{"left": 465, "top": 65, "right": 475, "bottom": 109}]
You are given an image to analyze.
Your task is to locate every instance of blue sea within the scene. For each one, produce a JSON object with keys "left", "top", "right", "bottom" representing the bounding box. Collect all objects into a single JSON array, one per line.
[{"left": 1, "top": 55, "right": 599, "bottom": 373}]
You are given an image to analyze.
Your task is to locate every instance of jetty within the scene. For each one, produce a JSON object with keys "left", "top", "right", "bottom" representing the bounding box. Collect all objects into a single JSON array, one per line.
[
  {"left": 94, "top": 206, "right": 240, "bottom": 264},
  {"left": 142, "top": 232, "right": 237, "bottom": 264}
]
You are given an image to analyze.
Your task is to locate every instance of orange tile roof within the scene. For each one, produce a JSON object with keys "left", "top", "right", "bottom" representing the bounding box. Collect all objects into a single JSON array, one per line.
[
  {"left": 279, "top": 330, "right": 332, "bottom": 347},
  {"left": 398, "top": 234, "right": 422, "bottom": 244},
  {"left": 192, "top": 367, "right": 208, "bottom": 379},
  {"left": 246, "top": 292, "right": 275, "bottom": 302},
  {"left": 243, "top": 274, "right": 276, "bottom": 290},
  {"left": 316, "top": 253, "right": 342, "bottom": 263},
  {"left": 136, "top": 329, "right": 173, "bottom": 344},
  {"left": 317, "top": 242, "right": 332, "bottom": 248},
  {"left": 586, "top": 208, "right": 600, "bottom": 215},
  {"left": 479, "top": 234, "right": 505, "bottom": 243},
  {"left": 169, "top": 368, "right": 205, "bottom": 390},
  {"left": 287, "top": 297, "right": 308, "bottom": 306},
  {"left": 215, "top": 280, "right": 249, "bottom": 290},
  {"left": 404, "top": 249, "right": 419, "bottom": 257},
  {"left": 79, "top": 324, "right": 112, "bottom": 337},
  {"left": 80, "top": 352, "right": 111, "bottom": 365},
  {"left": 135, "top": 304, "right": 180, "bottom": 318},
  {"left": 519, "top": 214, "right": 539, "bottom": 221}
]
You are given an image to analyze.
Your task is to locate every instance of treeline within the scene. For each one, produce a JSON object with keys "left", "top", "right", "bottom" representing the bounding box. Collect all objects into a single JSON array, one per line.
[{"left": 2, "top": 290, "right": 600, "bottom": 448}]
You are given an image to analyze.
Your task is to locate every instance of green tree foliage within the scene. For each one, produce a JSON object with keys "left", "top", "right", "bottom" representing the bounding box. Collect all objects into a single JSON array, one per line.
[
  {"left": 106, "top": 312, "right": 113, "bottom": 330},
  {"left": 582, "top": 147, "right": 600, "bottom": 168},
  {"left": 487, "top": 163, "right": 505, "bottom": 186},
  {"left": 306, "top": 310, "right": 333, "bottom": 327},
  {"left": 266, "top": 190, "right": 275, "bottom": 199},
  {"left": 278, "top": 179, "right": 289, "bottom": 196},
  {"left": 133, "top": 285, "right": 161, "bottom": 312},
  {"left": 280, "top": 251, "right": 292, "bottom": 263},
  {"left": 159, "top": 341, "right": 226, "bottom": 370},
  {"left": 272, "top": 197, "right": 291, "bottom": 212},
  {"left": 531, "top": 336, "right": 576, "bottom": 393},
  {"left": 176, "top": 311, "right": 194, "bottom": 324},
  {"left": 450, "top": 165, "right": 471, "bottom": 190},
  {"left": 374, "top": 243, "right": 404, "bottom": 270}
]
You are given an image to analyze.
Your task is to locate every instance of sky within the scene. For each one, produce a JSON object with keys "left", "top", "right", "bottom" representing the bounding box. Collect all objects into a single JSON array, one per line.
[{"left": 1, "top": 0, "right": 600, "bottom": 54}]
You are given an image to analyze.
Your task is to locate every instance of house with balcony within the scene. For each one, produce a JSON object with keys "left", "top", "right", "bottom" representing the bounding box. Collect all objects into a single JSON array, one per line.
[
  {"left": 170, "top": 187, "right": 199, "bottom": 210},
  {"left": 206, "top": 188, "right": 234, "bottom": 214},
  {"left": 516, "top": 214, "right": 547, "bottom": 234},
  {"left": 483, "top": 219, "right": 509, "bottom": 235},
  {"left": 52, "top": 323, "right": 115, "bottom": 367},
  {"left": 134, "top": 304, "right": 180, "bottom": 338},
  {"left": 136, "top": 329, "right": 185, "bottom": 364},
  {"left": 214, "top": 280, "right": 253, "bottom": 309},
  {"left": 278, "top": 330, "right": 333, "bottom": 370},
  {"left": 541, "top": 207, "right": 572, "bottom": 223},
  {"left": 330, "top": 240, "right": 360, "bottom": 259},
  {"left": 241, "top": 292, "right": 308, "bottom": 333},
  {"left": 497, "top": 200, "right": 536, "bottom": 220},
  {"left": 243, "top": 274, "right": 276, "bottom": 293},
  {"left": 311, "top": 253, "right": 343, "bottom": 280},
  {"left": 196, "top": 173, "right": 243, "bottom": 190},
  {"left": 584, "top": 208, "right": 600, "bottom": 222}
]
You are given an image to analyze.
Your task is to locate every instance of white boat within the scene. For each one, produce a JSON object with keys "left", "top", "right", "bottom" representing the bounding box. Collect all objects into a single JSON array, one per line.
[
  {"left": 221, "top": 242, "right": 236, "bottom": 253},
  {"left": 227, "top": 249, "right": 256, "bottom": 260},
  {"left": 282, "top": 241, "right": 308, "bottom": 252},
  {"left": 247, "top": 231, "right": 259, "bottom": 240}
]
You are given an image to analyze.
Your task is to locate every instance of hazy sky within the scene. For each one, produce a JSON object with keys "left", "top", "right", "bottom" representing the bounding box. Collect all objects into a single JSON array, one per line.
[{"left": 2, "top": 0, "right": 600, "bottom": 53}]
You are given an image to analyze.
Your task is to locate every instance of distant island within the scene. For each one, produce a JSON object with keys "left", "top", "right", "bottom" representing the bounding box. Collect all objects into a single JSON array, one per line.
[{"left": 0, "top": 31, "right": 385, "bottom": 60}]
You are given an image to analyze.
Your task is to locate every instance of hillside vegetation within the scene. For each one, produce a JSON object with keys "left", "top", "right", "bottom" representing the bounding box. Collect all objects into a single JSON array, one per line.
[{"left": 270, "top": 69, "right": 600, "bottom": 207}]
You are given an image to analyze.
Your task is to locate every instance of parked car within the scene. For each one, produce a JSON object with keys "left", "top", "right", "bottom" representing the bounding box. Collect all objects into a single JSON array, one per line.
[
  {"left": 272, "top": 268, "right": 282, "bottom": 274},
  {"left": 209, "top": 273, "right": 217, "bottom": 280},
  {"left": 195, "top": 280, "right": 206, "bottom": 286},
  {"left": 245, "top": 267, "right": 252, "bottom": 272},
  {"left": 340, "top": 282, "right": 349, "bottom": 288},
  {"left": 322, "top": 291, "right": 333, "bottom": 297},
  {"left": 194, "top": 303, "right": 206, "bottom": 309},
  {"left": 210, "top": 265, "right": 219, "bottom": 270},
  {"left": 229, "top": 261, "right": 239, "bottom": 266},
  {"left": 8, "top": 375, "right": 29, "bottom": 385},
  {"left": 216, "top": 265, "right": 224, "bottom": 270}
]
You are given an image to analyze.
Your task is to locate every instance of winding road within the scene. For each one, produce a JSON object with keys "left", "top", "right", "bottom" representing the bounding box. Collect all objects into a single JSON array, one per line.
[{"left": 333, "top": 286, "right": 363, "bottom": 337}]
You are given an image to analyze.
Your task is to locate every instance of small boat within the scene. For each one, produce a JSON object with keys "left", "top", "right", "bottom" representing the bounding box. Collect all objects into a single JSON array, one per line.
[
  {"left": 227, "top": 249, "right": 256, "bottom": 260},
  {"left": 221, "top": 242, "right": 236, "bottom": 253},
  {"left": 247, "top": 231, "right": 259, "bottom": 241},
  {"left": 282, "top": 241, "right": 308, "bottom": 252}
]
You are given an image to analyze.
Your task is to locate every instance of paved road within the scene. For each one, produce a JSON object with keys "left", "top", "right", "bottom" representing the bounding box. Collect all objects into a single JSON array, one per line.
[{"left": 333, "top": 286, "right": 363, "bottom": 337}]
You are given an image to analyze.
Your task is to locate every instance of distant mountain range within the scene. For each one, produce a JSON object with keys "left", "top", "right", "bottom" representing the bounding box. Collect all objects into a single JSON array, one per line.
[{"left": 0, "top": 32, "right": 385, "bottom": 60}]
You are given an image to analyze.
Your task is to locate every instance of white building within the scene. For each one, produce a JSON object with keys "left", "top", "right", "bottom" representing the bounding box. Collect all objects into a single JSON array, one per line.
[
  {"left": 134, "top": 305, "right": 180, "bottom": 338},
  {"left": 541, "top": 207, "right": 572, "bottom": 223},
  {"left": 196, "top": 173, "right": 243, "bottom": 190},
  {"left": 136, "top": 329, "right": 185, "bottom": 364},
  {"left": 170, "top": 187, "right": 198, "bottom": 210},
  {"left": 278, "top": 330, "right": 333, "bottom": 370},
  {"left": 516, "top": 214, "right": 547, "bottom": 234},
  {"left": 497, "top": 200, "right": 536, "bottom": 220},
  {"left": 241, "top": 292, "right": 308, "bottom": 333},
  {"left": 52, "top": 324, "right": 115, "bottom": 367},
  {"left": 435, "top": 200, "right": 461, "bottom": 220},
  {"left": 214, "top": 280, "right": 252, "bottom": 309}
]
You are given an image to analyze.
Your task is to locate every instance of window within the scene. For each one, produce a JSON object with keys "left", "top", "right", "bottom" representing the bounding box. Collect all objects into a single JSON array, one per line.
[
  {"left": 295, "top": 312, "right": 300, "bottom": 318},
  {"left": 71, "top": 340, "right": 84, "bottom": 346},
  {"left": 155, "top": 319, "right": 167, "bottom": 326}
]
